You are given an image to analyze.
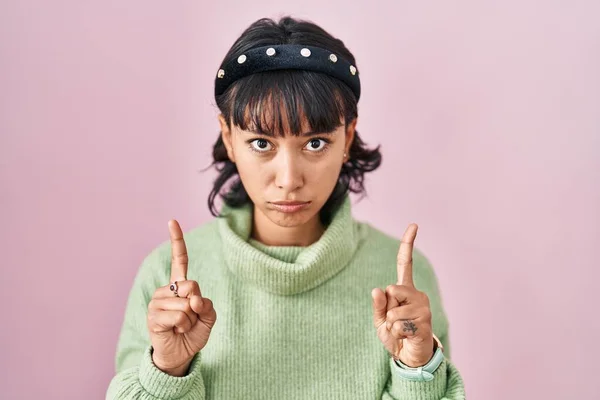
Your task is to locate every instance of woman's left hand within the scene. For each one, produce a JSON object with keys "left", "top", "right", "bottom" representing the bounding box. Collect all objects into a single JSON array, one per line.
[{"left": 371, "top": 223, "right": 435, "bottom": 368}]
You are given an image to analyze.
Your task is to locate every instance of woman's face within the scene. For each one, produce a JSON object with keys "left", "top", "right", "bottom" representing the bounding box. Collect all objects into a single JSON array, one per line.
[{"left": 219, "top": 111, "right": 355, "bottom": 229}]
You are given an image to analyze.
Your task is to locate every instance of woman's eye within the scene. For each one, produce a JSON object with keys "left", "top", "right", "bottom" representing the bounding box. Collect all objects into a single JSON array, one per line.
[
  {"left": 250, "top": 139, "right": 272, "bottom": 152},
  {"left": 305, "top": 139, "right": 327, "bottom": 152}
]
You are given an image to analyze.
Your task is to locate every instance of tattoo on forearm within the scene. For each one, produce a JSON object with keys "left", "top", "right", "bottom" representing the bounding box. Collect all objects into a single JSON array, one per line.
[{"left": 403, "top": 321, "right": 418, "bottom": 335}]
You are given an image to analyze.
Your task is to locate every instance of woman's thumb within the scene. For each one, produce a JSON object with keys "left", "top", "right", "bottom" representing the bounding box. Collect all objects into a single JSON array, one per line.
[
  {"left": 190, "top": 296, "right": 217, "bottom": 327},
  {"left": 371, "top": 288, "right": 387, "bottom": 329}
]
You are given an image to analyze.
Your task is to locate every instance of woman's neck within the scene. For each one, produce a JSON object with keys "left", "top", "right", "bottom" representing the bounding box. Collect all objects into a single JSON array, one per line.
[{"left": 250, "top": 207, "right": 325, "bottom": 247}]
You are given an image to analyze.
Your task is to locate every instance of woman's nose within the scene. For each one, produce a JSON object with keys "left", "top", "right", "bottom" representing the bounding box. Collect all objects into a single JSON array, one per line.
[{"left": 274, "top": 152, "right": 304, "bottom": 191}]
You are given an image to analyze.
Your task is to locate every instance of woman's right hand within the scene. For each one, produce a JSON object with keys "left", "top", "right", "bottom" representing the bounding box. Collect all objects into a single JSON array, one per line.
[{"left": 147, "top": 220, "right": 217, "bottom": 377}]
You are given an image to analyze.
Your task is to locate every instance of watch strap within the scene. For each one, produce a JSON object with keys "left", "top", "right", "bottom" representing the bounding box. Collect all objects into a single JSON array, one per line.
[{"left": 391, "top": 334, "right": 445, "bottom": 382}]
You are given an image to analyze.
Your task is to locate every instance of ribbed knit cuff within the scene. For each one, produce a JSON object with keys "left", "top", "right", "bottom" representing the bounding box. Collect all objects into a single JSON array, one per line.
[
  {"left": 387, "top": 357, "right": 448, "bottom": 400},
  {"left": 138, "top": 346, "right": 205, "bottom": 399}
]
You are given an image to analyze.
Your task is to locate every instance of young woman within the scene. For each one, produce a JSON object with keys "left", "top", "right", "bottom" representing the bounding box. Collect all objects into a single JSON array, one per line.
[{"left": 107, "top": 16, "right": 465, "bottom": 400}]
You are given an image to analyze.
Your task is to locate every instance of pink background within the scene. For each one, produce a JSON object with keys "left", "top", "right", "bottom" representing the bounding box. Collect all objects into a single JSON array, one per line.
[{"left": 1, "top": 1, "right": 598, "bottom": 399}]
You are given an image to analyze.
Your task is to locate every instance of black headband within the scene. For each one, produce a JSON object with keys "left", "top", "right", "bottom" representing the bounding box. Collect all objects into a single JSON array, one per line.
[{"left": 214, "top": 44, "right": 361, "bottom": 101}]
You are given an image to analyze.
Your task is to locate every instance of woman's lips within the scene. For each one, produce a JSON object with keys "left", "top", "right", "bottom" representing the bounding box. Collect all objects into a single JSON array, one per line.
[{"left": 269, "top": 201, "right": 311, "bottom": 213}]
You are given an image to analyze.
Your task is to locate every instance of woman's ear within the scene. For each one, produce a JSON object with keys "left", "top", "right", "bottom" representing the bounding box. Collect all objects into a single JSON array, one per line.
[{"left": 218, "top": 114, "right": 235, "bottom": 163}]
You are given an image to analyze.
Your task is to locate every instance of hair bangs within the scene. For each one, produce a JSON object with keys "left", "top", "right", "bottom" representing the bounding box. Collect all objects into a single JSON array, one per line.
[{"left": 229, "top": 70, "right": 351, "bottom": 136}]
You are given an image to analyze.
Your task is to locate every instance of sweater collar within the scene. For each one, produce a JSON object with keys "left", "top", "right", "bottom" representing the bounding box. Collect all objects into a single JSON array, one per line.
[{"left": 217, "top": 196, "right": 359, "bottom": 295}]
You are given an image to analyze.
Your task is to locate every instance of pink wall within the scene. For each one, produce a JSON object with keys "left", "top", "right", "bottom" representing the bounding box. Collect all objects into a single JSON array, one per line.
[{"left": 1, "top": 1, "right": 598, "bottom": 398}]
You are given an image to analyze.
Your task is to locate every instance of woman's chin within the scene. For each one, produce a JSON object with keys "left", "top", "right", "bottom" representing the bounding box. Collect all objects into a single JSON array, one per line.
[{"left": 270, "top": 212, "right": 309, "bottom": 228}]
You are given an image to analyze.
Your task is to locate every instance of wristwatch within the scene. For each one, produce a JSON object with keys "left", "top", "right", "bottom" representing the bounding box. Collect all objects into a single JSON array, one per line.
[{"left": 391, "top": 333, "right": 445, "bottom": 382}]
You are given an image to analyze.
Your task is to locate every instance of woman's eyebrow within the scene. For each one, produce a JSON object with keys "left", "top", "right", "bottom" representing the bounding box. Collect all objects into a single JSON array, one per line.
[
  {"left": 245, "top": 127, "right": 340, "bottom": 137},
  {"left": 300, "top": 129, "right": 337, "bottom": 137}
]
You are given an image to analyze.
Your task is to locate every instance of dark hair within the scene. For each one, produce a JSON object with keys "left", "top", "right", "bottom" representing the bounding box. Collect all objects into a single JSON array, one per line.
[{"left": 208, "top": 16, "right": 382, "bottom": 223}]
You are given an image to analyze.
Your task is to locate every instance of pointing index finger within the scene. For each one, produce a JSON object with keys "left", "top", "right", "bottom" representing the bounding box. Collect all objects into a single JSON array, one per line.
[
  {"left": 169, "top": 219, "right": 188, "bottom": 283},
  {"left": 397, "top": 223, "right": 418, "bottom": 287}
]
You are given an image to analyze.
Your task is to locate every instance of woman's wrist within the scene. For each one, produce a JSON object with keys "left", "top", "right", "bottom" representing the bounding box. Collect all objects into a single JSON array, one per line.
[
  {"left": 163, "top": 360, "right": 192, "bottom": 377},
  {"left": 152, "top": 351, "right": 193, "bottom": 377}
]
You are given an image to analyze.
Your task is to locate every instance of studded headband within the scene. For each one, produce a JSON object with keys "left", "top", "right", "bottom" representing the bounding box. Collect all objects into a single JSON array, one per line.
[{"left": 214, "top": 44, "right": 361, "bottom": 101}]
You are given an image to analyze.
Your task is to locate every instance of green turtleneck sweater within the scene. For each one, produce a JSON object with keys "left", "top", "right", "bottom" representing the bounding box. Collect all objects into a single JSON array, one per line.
[{"left": 106, "top": 197, "right": 465, "bottom": 399}]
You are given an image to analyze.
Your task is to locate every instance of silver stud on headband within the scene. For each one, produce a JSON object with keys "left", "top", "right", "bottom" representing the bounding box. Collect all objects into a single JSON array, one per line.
[
  {"left": 329, "top": 54, "right": 338, "bottom": 63},
  {"left": 237, "top": 54, "right": 247, "bottom": 64},
  {"left": 217, "top": 69, "right": 225, "bottom": 79},
  {"left": 266, "top": 47, "right": 276, "bottom": 56},
  {"left": 350, "top": 65, "right": 357, "bottom": 75},
  {"left": 300, "top": 48, "right": 311, "bottom": 57}
]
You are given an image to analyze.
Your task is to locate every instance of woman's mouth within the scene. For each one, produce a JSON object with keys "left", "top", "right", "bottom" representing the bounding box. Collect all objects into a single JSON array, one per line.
[{"left": 269, "top": 201, "right": 311, "bottom": 213}]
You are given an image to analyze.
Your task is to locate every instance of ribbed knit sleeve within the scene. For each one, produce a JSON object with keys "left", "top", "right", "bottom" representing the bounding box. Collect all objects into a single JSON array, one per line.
[
  {"left": 105, "top": 246, "right": 206, "bottom": 400},
  {"left": 106, "top": 346, "right": 205, "bottom": 399},
  {"left": 383, "top": 356, "right": 465, "bottom": 400}
]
